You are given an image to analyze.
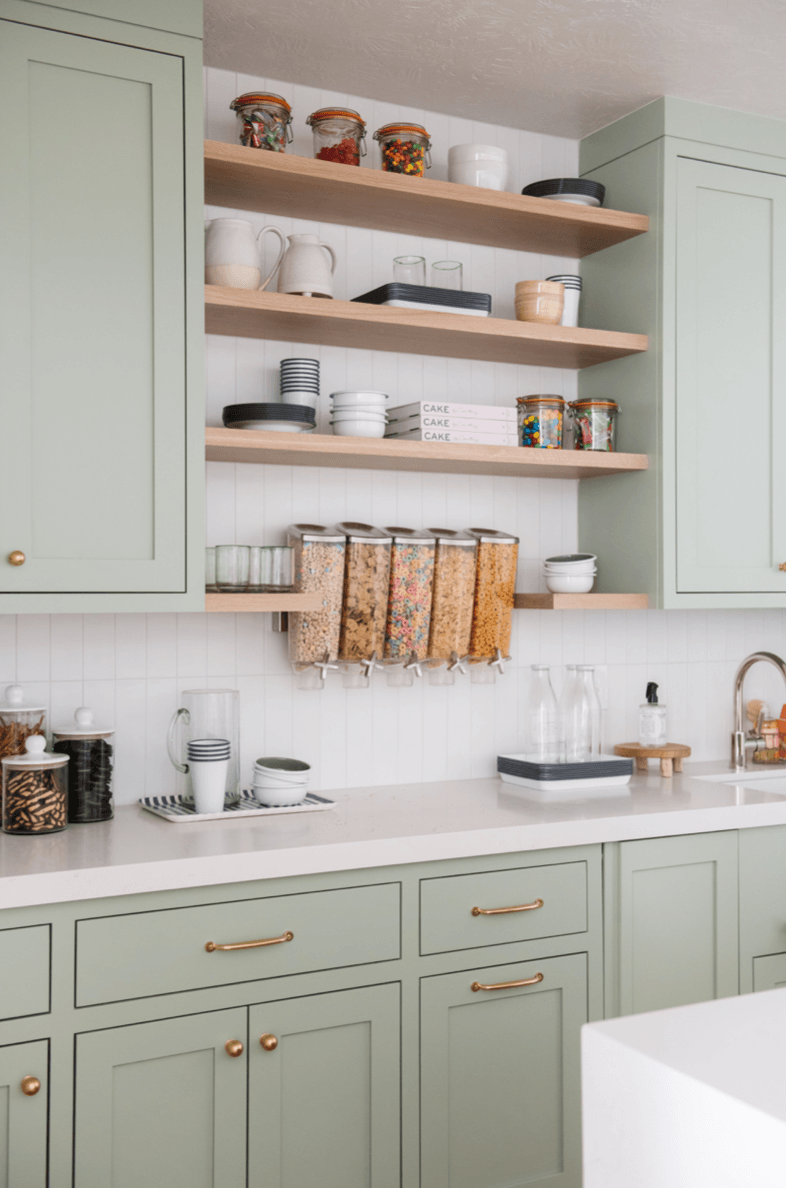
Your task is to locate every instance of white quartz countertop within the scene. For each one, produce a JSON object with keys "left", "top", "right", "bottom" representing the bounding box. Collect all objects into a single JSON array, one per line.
[{"left": 3, "top": 761, "right": 786, "bottom": 909}]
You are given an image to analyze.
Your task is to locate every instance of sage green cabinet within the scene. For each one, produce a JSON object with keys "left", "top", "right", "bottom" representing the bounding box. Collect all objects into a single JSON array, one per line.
[
  {"left": 74, "top": 1009, "right": 247, "bottom": 1188},
  {"left": 0, "top": 924, "right": 49, "bottom": 1020},
  {"left": 0, "top": 1039, "right": 48, "bottom": 1187},
  {"left": 420, "top": 953, "right": 587, "bottom": 1188},
  {"left": 752, "top": 952, "right": 786, "bottom": 992},
  {"left": 739, "top": 823, "right": 786, "bottom": 992},
  {"left": 0, "top": 0, "right": 204, "bottom": 612},
  {"left": 248, "top": 984, "right": 400, "bottom": 1188},
  {"left": 579, "top": 97, "right": 786, "bottom": 608},
  {"left": 604, "top": 832, "right": 739, "bottom": 1016}
]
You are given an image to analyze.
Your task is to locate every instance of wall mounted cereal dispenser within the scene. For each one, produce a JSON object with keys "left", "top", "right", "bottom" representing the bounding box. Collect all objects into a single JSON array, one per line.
[
  {"left": 467, "top": 528, "right": 519, "bottom": 683},
  {"left": 287, "top": 524, "right": 346, "bottom": 690}
]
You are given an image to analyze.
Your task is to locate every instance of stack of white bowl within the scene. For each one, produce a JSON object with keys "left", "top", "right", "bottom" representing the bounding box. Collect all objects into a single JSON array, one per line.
[
  {"left": 543, "top": 553, "right": 597, "bottom": 593},
  {"left": 252, "top": 757, "right": 311, "bottom": 806},
  {"left": 330, "top": 391, "right": 388, "bottom": 438}
]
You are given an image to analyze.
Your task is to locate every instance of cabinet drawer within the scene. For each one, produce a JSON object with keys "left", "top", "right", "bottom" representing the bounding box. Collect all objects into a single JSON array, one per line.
[
  {"left": 753, "top": 952, "right": 786, "bottom": 992},
  {"left": 0, "top": 925, "right": 50, "bottom": 1020},
  {"left": 420, "top": 861, "right": 587, "bottom": 955},
  {"left": 76, "top": 882, "right": 401, "bottom": 1005}
]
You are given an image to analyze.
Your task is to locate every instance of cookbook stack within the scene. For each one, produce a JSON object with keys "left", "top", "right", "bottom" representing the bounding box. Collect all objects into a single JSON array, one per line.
[{"left": 384, "top": 400, "right": 518, "bottom": 445}]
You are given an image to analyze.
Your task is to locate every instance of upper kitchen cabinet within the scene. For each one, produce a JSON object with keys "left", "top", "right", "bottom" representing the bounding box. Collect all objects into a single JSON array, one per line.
[
  {"left": 577, "top": 97, "right": 786, "bottom": 608},
  {"left": 0, "top": 0, "right": 204, "bottom": 612}
]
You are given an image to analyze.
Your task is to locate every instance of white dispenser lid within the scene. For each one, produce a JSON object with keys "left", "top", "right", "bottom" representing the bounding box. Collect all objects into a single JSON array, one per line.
[
  {"left": 53, "top": 706, "right": 113, "bottom": 738},
  {"left": 1, "top": 735, "right": 68, "bottom": 767},
  {"left": 0, "top": 684, "right": 47, "bottom": 715}
]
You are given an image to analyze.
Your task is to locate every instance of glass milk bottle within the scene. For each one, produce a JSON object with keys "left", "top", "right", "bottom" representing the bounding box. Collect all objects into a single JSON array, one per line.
[{"left": 528, "top": 666, "right": 561, "bottom": 762}]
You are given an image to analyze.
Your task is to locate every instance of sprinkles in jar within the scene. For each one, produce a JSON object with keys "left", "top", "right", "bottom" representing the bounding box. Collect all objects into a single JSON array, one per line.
[{"left": 373, "top": 123, "right": 432, "bottom": 175}]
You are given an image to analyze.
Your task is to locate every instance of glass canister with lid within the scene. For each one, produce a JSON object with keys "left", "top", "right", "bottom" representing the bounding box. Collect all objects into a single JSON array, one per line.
[
  {"left": 0, "top": 685, "right": 47, "bottom": 763},
  {"left": 517, "top": 395, "right": 565, "bottom": 449},
  {"left": 467, "top": 529, "right": 519, "bottom": 680},
  {"left": 2, "top": 735, "right": 68, "bottom": 835},
  {"left": 426, "top": 529, "right": 478, "bottom": 682},
  {"left": 569, "top": 398, "right": 619, "bottom": 451},
  {"left": 286, "top": 524, "right": 346, "bottom": 684},
  {"left": 52, "top": 707, "right": 114, "bottom": 823},
  {"left": 230, "top": 92, "right": 293, "bottom": 152},
  {"left": 336, "top": 523, "right": 392, "bottom": 669},
  {"left": 383, "top": 528, "right": 436, "bottom": 667},
  {"left": 307, "top": 107, "right": 367, "bottom": 165},
  {"left": 373, "top": 123, "right": 432, "bottom": 175}
]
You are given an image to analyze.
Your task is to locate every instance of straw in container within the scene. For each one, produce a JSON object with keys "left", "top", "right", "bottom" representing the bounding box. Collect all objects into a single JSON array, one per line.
[
  {"left": 336, "top": 523, "right": 392, "bottom": 663},
  {"left": 426, "top": 530, "right": 478, "bottom": 665},
  {"left": 286, "top": 524, "right": 346, "bottom": 674},
  {"left": 383, "top": 528, "right": 435, "bottom": 662},
  {"left": 467, "top": 529, "right": 519, "bottom": 670}
]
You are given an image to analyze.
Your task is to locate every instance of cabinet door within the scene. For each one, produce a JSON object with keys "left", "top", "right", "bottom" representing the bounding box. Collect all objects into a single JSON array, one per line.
[
  {"left": 74, "top": 1009, "right": 247, "bottom": 1188},
  {"left": 0, "top": 1039, "right": 48, "bottom": 1188},
  {"left": 752, "top": 952, "right": 786, "bottom": 992},
  {"left": 248, "top": 984, "right": 400, "bottom": 1188},
  {"left": 421, "top": 953, "right": 587, "bottom": 1188},
  {"left": 606, "top": 832, "right": 739, "bottom": 1016},
  {"left": 0, "top": 20, "right": 187, "bottom": 595},
  {"left": 675, "top": 155, "right": 786, "bottom": 594}
]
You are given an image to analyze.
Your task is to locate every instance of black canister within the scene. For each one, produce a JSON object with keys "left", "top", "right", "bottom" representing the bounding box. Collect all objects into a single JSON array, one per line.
[{"left": 53, "top": 707, "right": 114, "bottom": 823}]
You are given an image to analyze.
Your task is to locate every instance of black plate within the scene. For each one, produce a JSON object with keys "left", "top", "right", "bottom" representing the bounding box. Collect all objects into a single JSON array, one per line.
[{"left": 522, "top": 177, "right": 605, "bottom": 205}]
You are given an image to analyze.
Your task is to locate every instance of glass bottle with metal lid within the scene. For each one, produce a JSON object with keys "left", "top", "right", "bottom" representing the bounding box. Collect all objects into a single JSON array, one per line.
[
  {"left": 373, "top": 123, "right": 432, "bottom": 175},
  {"left": 2, "top": 735, "right": 68, "bottom": 835},
  {"left": 427, "top": 529, "right": 477, "bottom": 684},
  {"left": 230, "top": 92, "right": 293, "bottom": 151},
  {"left": 467, "top": 529, "right": 519, "bottom": 683},
  {"left": 52, "top": 707, "right": 114, "bottom": 823},
  {"left": 307, "top": 107, "right": 367, "bottom": 165},
  {"left": 0, "top": 685, "right": 47, "bottom": 763},
  {"left": 286, "top": 523, "right": 346, "bottom": 689}
]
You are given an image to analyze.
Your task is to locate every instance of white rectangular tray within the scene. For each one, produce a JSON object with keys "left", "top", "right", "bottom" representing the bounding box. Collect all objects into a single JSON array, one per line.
[{"left": 139, "top": 791, "right": 335, "bottom": 823}]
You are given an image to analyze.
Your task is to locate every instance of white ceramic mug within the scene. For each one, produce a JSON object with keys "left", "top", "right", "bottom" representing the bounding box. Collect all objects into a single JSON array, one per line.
[
  {"left": 205, "top": 218, "right": 287, "bottom": 290},
  {"left": 278, "top": 233, "right": 337, "bottom": 298}
]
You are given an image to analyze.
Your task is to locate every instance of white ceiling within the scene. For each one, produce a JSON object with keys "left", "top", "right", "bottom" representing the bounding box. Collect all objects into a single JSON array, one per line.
[{"left": 204, "top": 0, "right": 786, "bottom": 140}]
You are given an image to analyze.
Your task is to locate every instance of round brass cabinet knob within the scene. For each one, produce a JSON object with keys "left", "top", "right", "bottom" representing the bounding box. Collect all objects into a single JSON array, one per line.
[
  {"left": 225, "top": 1040, "right": 244, "bottom": 1058},
  {"left": 8, "top": 551, "right": 25, "bottom": 566},
  {"left": 259, "top": 1033, "right": 278, "bottom": 1052},
  {"left": 780, "top": 563, "right": 786, "bottom": 572},
  {"left": 21, "top": 1076, "right": 41, "bottom": 1096}
]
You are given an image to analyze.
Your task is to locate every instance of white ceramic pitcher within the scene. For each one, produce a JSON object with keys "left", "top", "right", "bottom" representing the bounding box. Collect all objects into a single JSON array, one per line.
[
  {"left": 278, "top": 233, "right": 337, "bottom": 298},
  {"left": 205, "top": 218, "right": 286, "bottom": 290}
]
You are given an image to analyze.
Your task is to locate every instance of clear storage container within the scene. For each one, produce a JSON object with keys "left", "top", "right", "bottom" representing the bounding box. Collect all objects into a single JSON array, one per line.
[
  {"left": 569, "top": 399, "right": 619, "bottom": 451},
  {"left": 230, "top": 92, "right": 293, "bottom": 152},
  {"left": 467, "top": 529, "right": 519, "bottom": 671},
  {"left": 52, "top": 707, "right": 114, "bottom": 823},
  {"left": 287, "top": 524, "right": 346, "bottom": 673},
  {"left": 427, "top": 530, "right": 478, "bottom": 668},
  {"left": 0, "top": 685, "right": 47, "bottom": 763},
  {"left": 307, "top": 107, "right": 366, "bottom": 165},
  {"left": 383, "top": 528, "right": 435, "bottom": 662},
  {"left": 2, "top": 735, "right": 68, "bottom": 835},
  {"left": 517, "top": 395, "right": 565, "bottom": 449},
  {"left": 337, "top": 523, "right": 392, "bottom": 663},
  {"left": 373, "top": 122, "right": 432, "bottom": 175}
]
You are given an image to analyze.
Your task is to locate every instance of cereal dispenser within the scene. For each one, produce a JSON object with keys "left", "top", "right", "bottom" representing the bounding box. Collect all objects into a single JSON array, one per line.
[
  {"left": 467, "top": 528, "right": 519, "bottom": 683},
  {"left": 383, "top": 527, "right": 436, "bottom": 687},
  {"left": 336, "top": 523, "right": 392, "bottom": 688},
  {"left": 426, "top": 529, "right": 478, "bottom": 685},
  {"left": 286, "top": 524, "right": 346, "bottom": 690}
]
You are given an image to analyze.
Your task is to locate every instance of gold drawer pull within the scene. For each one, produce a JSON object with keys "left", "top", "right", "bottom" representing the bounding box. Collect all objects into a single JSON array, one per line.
[
  {"left": 471, "top": 973, "right": 544, "bottom": 992},
  {"left": 21, "top": 1076, "right": 41, "bottom": 1096},
  {"left": 205, "top": 930, "right": 294, "bottom": 952},
  {"left": 471, "top": 898, "right": 543, "bottom": 916}
]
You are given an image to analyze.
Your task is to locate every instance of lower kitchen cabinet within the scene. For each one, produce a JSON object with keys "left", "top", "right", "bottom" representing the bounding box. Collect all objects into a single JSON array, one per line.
[
  {"left": 74, "top": 1009, "right": 248, "bottom": 1188},
  {"left": 604, "top": 832, "right": 739, "bottom": 1016},
  {"left": 420, "top": 953, "right": 587, "bottom": 1188},
  {"left": 0, "top": 1039, "right": 48, "bottom": 1188},
  {"left": 248, "top": 984, "right": 400, "bottom": 1188},
  {"left": 752, "top": 952, "right": 786, "bottom": 992},
  {"left": 739, "top": 824, "right": 786, "bottom": 993}
]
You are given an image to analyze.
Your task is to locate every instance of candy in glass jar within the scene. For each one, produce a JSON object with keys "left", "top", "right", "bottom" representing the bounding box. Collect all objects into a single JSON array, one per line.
[
  {"left": 373, "top": 123, "right": 432, "bottom": 175},
  {"left": 517, "top": 395, "right": 565, "bottom": 449},
  {"left": 230, "top": 92, "right": 293, "bottom": 152},
  {"left": 307, "top": 108, "right": 366, "bottom": 165},
  {"left": 569, "top": 399, "right": 619, "bottom": 451}
]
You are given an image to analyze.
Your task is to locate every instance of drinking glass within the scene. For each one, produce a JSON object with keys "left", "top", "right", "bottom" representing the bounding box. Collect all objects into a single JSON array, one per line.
[
  {"left": 431, "top": 260, "right": 463, "bottom": 290},
  {"left": 393, "top": 255, "right": 426, "bottom": 285},
  {"left": 215, "top": 545, "right": 250, "bottom": 591},
  {"left": 260, "top": 546, "right": 294, "bottom": 591}
]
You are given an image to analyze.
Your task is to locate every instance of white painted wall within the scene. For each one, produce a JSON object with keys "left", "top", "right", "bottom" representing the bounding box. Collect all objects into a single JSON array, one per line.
[{"left": 1, "top": 69, "right": 784, "bottom": 806}]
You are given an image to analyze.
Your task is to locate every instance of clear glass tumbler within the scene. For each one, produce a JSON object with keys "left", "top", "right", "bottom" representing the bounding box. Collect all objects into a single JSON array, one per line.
[
  {"left": 431, "top": 260, "right": 463, "bottom": 290},
  {"left": 393, "top": 255, "right": 426, "bottom": 286},
  {"left": 261, "top": 546, "right": 294, "bottom": 591},
  {"left": 215, "top": 546, "right": 250, "bottom": 592}
]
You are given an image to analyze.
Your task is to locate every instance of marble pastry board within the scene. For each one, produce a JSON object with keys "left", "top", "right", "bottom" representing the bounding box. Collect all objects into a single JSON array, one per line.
[{"left": 139, "top": 791, "right": 335, "bottom": 823}]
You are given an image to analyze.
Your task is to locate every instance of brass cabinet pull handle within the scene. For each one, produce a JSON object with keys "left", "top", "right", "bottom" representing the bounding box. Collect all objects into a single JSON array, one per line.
[
  {"left": 20, "top": 1076, "right": 41, "bottom": 1096},
  {"left": 225, "top": 1040, "right": 244, "bottom": 1057},
  {"left": 471, "top": 898, "right": 543, "bottom": 916},
  {"left": 471, "top": 973, "right": 544, "bottom": 992},
  {"left": 205, "top": 930, "right": 294, "bottom": 952},
  {"left": 8, "top": 551, "right": 25, "bottom": 567},
  {"left": 260, "top": 1033, "right": 278, "bottom": 1051}
]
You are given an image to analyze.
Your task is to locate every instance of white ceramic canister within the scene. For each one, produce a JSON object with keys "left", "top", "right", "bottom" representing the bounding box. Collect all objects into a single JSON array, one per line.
[
  {"left": 447, "top": 144, "right": 508, "bottom": 191},
  {"left": 205, "top": 218, "right": 287, "bottom": 290},
  {"left": 277, "top": 233, "right": 337, "bottom": 298}
]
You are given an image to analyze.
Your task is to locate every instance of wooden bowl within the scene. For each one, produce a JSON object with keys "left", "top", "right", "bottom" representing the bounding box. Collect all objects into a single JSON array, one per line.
[{"left": 515, "top": 280, "right": 564, "bottom": 324}]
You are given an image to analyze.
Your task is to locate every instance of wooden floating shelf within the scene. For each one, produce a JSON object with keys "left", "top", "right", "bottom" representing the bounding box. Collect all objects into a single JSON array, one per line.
[
  {"left": 205, "top": 427, "right": 648, "bottom": 480},
  {"left": 514, "top": 593, "right": 649, "bottom": 610},
  {"left": 205, "top": 592, "right": 321, "bottom": 612},
  {"left": 205, "top": 287, "right": 647, "bottom": 370},
  {"left": 204, "top": 140, "right": 649, "bottom": 258}
]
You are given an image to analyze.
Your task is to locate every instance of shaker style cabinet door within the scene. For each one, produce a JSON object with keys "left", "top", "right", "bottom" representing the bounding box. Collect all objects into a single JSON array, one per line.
[
  {"left": 0, "top": 1039, "right": 49, "bottom": 1188},
  {"left": 605, "top": 832, "right": 739, "bottom": 1017},
  {"left": 420, "top": 954, "right": 587, "bottom": 1188},
  {"left": 74, "top": 1009, "right": 247, "bottom": 1188},
  {"left": 675, "top": 156, "right": 786, "bottom": 594},
  {"left": 248, "top": 984, "right": 400, "bottom": 1188},
  {"left": 0, "top": 20, "right": 188, "bottom": 596}
]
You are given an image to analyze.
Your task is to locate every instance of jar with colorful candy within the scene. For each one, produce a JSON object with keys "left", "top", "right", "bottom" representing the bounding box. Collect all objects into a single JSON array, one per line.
[
  {"left": 569, "top": 398, "right": 619, "bottom": 451},
  {"left": 373, "top": 123, "right": 432, "bottom": 176},
  {"left": 517, "top": 395, "right": 565, "bottom": 449},
  {"left": 307, "top": 107, "right": 366, "bottom": 165},
  {"left": 230, "top": 92, "right": 293, "bottom": 152}
]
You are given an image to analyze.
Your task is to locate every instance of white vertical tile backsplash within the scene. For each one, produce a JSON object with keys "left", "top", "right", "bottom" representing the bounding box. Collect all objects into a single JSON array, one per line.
[{"left": 0, "top": 69, "right": 784, "bottom": 807}]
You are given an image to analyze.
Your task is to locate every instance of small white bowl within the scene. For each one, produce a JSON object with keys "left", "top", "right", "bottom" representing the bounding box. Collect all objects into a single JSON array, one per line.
[
  {"left": 543, "top": 562, "right": 596, "bottom": 575},
  {"left": 330, "top": 409, "right": 386, "bottom": 422},
  {"left": 545, "top": 572, "right": 596, "bottom": 594},
  {"left": 252, "top": 783, "right": 309, "bottom": 807},
  {"left": 331, "top": 419, "right": 387, "bottom": 438},
  {"left": 330, "top": 391, "right": 388, "bottom": 407}
]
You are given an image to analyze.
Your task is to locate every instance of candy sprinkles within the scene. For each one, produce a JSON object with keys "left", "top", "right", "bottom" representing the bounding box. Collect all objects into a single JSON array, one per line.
[{"left": 373, "top": 123, "right": 432, "bottom": 176}]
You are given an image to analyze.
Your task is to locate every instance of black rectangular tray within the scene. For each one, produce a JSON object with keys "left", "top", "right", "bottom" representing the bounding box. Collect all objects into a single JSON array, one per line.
[
  {"left": 352, "top": 282, "right": 492, "bottom": 313},
  {"left": 497, "top": 754, "right": 634, "bottom": 782}
]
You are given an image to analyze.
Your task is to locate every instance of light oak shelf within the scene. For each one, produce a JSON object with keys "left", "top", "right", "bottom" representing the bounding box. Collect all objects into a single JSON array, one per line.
[
  {"left": 514, "top": 593, "right": 648, "bottom": 610},
  {"left": 205, "top": 287, "right": 647, "bottom": 370},
  {"left": 205, "top": 427, "right": 648, "bottom": 480},
  {"left": 204, "top": 139, "right": 649, "bottom": 257},
  {"left": 205, "top": 592, "right": 321, "bottom": 612}
]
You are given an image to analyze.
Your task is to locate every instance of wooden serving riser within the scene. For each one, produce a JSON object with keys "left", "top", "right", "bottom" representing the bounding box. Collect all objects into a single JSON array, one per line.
[{"left": 614, "top": 742, "right": 692, "bottom": 778}]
